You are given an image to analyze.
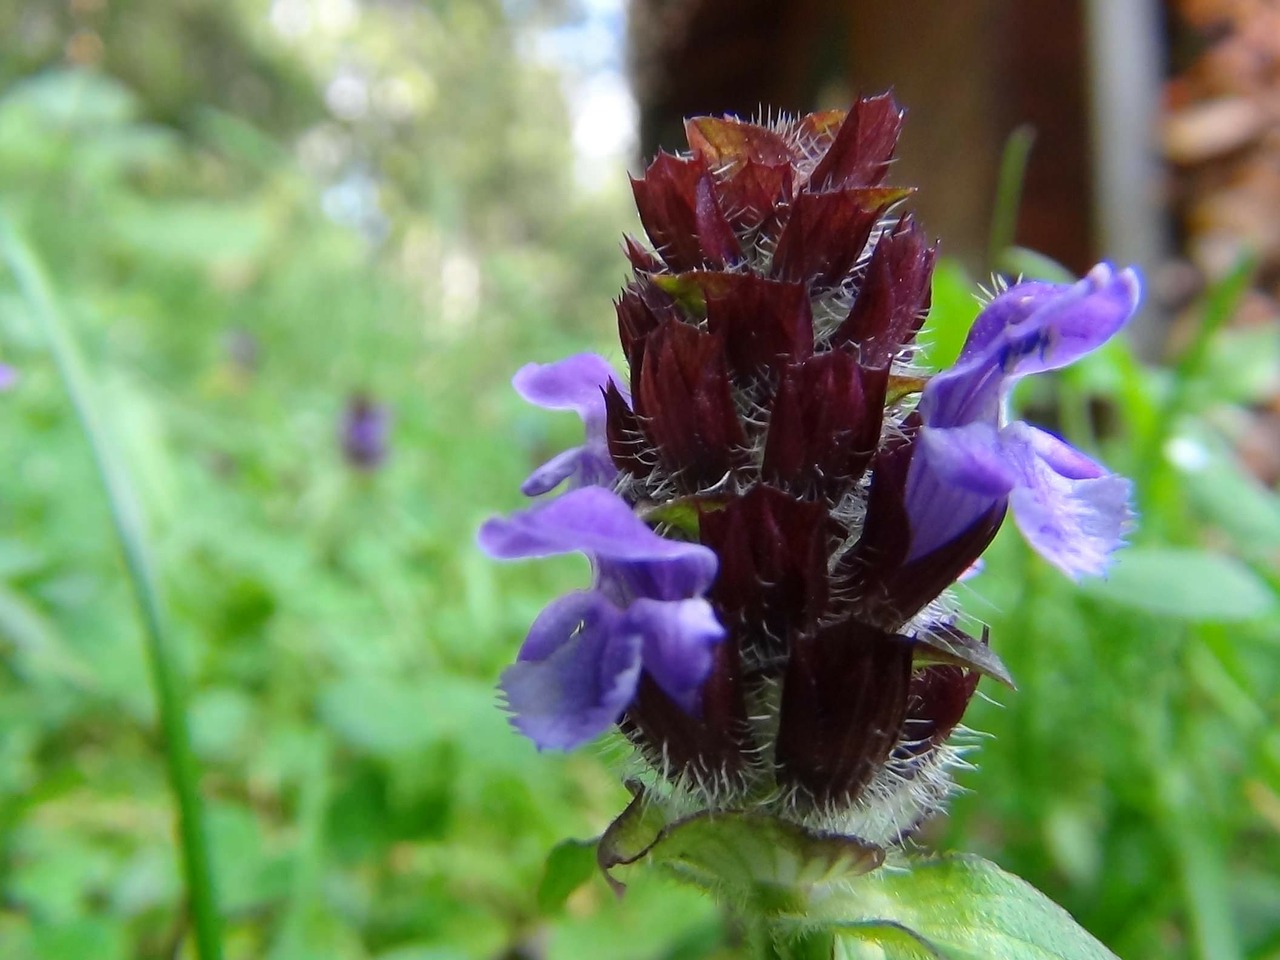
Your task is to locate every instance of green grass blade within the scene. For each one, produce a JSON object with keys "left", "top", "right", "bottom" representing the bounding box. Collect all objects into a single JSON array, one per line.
[
  {"left": 987, "top": 124, "right": 1036, "bottom": 273},
  {"left": 1157, "top": 764, "right": 1243, "bottom": 960},
  {"left": 1136, "top": 253, "right": 1255, "bottom": 516},
  {"left": 0, "top": 213, "right": 224, "bottom": 960}
]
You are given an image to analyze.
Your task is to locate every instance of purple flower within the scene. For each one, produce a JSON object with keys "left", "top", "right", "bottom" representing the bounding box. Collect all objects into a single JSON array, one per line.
[
  {"left": 480, "top": 101, "right": 1142, "bottom": 841},
  {"left": 479, "top": 486, "right": 723, "bottom": 750},
  {"left": 341, "top": 394, "right": 390, "bottom": 470},
  {"left": 905, "top": 264, "right": 1140, "bottom": 577},
  {"left": 514, "top": 354, "right": 628, "bottom": 496},
  {"left": 0, "top": 363, "right": 16, "bottom": 391}
]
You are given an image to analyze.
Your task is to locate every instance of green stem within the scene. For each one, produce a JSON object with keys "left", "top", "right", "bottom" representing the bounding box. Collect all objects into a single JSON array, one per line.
[
  {"left": 0, "top": 215, "right": 224, "bottom": 960},
  {"left": 1136, "top": 648, "right": 1242, "bottom": 960},
  {"left": 755, "top": 923, "right": 834, "bottom": 960},
  {"left": 749, "top": 892, "right": 834, "bottom": 960},
  {"left": 775, "top": 929, "right": 835, "bottom": 960}
]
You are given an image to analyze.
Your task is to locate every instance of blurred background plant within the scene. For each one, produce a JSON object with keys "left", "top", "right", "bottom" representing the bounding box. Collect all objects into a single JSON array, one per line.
[{"left": 0, "top": 1, "right": 1277, "bottom": 959}]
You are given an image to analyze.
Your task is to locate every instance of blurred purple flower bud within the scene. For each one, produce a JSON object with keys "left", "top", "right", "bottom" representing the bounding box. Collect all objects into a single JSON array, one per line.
[
  {"left": 341, "top": 393, "right": 389, "bottom": 470},
  {"left": 223, "top": 329, "right": 259, "bottom": 375}
]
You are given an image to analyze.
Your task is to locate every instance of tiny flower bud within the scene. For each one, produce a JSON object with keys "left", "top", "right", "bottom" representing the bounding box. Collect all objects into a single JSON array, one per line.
[{"left": 341, "top": 393, "right": 389, "bottom": 470}]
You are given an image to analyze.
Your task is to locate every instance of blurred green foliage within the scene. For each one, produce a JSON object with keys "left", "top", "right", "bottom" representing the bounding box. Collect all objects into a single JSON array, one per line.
[
  {"left": 1, "top": 4, "right": 1279, "bottom": 959},
  {"left": 926, "top": 267, "right": 1280, "bottom": 960}
]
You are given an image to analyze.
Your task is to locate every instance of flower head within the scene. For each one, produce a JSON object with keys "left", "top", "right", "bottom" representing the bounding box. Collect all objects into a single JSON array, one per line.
[{"left": 480, "top": 98, "right": 1140, "bottom": 842}]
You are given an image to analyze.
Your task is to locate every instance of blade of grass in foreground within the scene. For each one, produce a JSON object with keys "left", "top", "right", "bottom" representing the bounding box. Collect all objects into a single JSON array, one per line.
[{"left": 0, "top": 214, "right": 224, "bottom": 960}]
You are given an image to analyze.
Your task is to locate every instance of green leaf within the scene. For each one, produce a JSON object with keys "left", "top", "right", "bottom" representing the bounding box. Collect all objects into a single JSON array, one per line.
[
  {"left": 108, "top": 200, "right": 273, "bottom": 265},
  {"left": 318, "top": 675, "right": 437, "bottom": 755},
  {"left": 537, "top": 839, "right": 598, "bottom": 914},
  {"left": 598, "top": 792, "right": 882, "bottom": 906},
  {"left": 834, "top": 922, "right": 943, "bottom": 959},
  {"left": 819, "top": 855, "right": 1118, "bottom": 960},
  {"left": 1171, "top": 430, "right": 1280, "bottom": 556},
  {"left": 596, "top": 789, "right": 675, "bottom": 894},
  {"left": 0, "top": 582, "right": 94, "bottom": 686},
  {"left": 1203, "top": 324, "right": 1280, "bottom": 406},
  {"left": 918, "top": 261, "right": 980, "bottom": 371},
  {"left": 995, "top": 246, "right": 1077, "bottom": 284},
  {"left": 1083, "top": 547, "right": 1276, "bottom": 622},
  {"left": 987, "top": 127, "right": 1036, "bottom": 272},
  {"left": 32, "top": 919, "right": 129, "bottom": 960},
  {"left": 3, "top": 69, "right": 140, "bottom": 128},
  {"left": 374, "top": 948, "right": 469, "bottom": 960}
]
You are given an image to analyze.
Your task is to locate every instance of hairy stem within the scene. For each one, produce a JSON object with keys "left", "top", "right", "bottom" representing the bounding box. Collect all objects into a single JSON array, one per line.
[{"left": 749, "top": 890, "right": 834, "bottom": 960}]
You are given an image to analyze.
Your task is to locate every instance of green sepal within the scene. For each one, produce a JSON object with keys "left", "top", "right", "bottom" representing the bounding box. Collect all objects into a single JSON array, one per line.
[
  {"left": 596, "top": 788, "right": 673, "bottom": 896},
  {"left": 885, "top": 374, "right": 927, "bottom": 405},
  {"left": 684, "top": 116, "right": 793, "bottom": 172},
  {"left": 641, "top": 495, "right": 728, "bottom": 539},
  {"left": 651, "top": 272, "right": 714, "bottom": 316}
]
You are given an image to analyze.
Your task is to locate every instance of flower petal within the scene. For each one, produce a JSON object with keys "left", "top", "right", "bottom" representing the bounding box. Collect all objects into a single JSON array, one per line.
[
  {"left": 512, "top": 353, "right": 627, "bottom": 428},
  {"left": 1001, "top": 423, "right": 1135, "bottom": 578},
  {"left": 513, "top": 355, "right": 628, "bottom": 495},
  {"left": 993, "top": 263, "right": 1140, "bottom": 378},
  {"left": 625, "top": 598, "right": 725, "bottom": 714},
  {"left": 905, "top": 423, "right": 1016, "bottom": 561},
  {"left": 521, "top": 439, "right": 620, "bottom": 497},
  {"left": 921, "top": 264, "right": 1141, "bottom": 428},
  {"left": 478, "top": 487, "right": 718, "bottom": 593},
  {"left": 954, "top": 281, "right": 1064, "bottom": 363},
  {"left": 917, "top": 422, "right": 1019, "bottom": 496},
  {"left": 520, "top": 446, "right": 587, "bottom": 497},
  {"left": 500, "top": 591, "right": 642, "bottom": 750}
]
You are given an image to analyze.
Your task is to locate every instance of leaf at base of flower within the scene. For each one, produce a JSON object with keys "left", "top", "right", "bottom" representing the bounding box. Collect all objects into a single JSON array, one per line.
[
  {"left": 596, "top": 787, "right": 673, "bottom": 897},
  {"left": 811, "top": 854, "right": 1120, "bottom": 960},
  {"left": 597, "top": 790, "right": 883, "bottom": 905}
]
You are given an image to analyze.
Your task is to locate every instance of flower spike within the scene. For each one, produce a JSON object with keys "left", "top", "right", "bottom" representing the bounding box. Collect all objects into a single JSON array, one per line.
[{"left": 480, "top": 99, "right": 1140, "bottom": 845}]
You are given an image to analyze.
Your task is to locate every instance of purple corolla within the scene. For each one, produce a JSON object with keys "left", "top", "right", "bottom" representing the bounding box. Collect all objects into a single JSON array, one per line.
[
  {"left": 514, "top": 353, "right": 628, "bottom": 496},
  {"left": 479, "top": 486, "right": 723, "bottom": 750},
  {"left": 905, "top": 263, "right": 1141, "bottom": 577},
  {"left": 341, "top": 394, "right": 390, "bottom": 470}
]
